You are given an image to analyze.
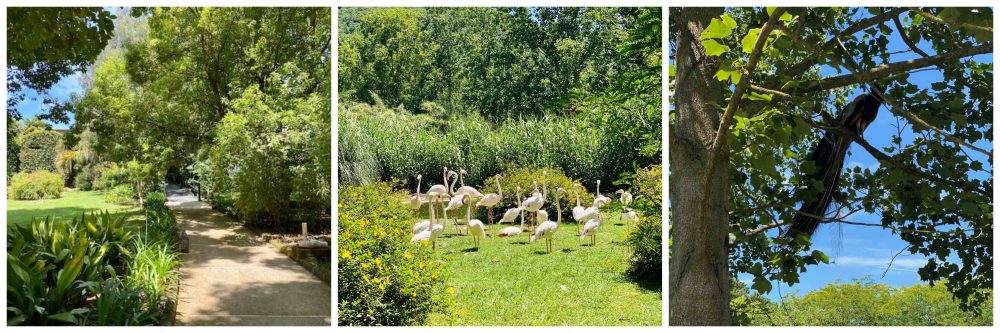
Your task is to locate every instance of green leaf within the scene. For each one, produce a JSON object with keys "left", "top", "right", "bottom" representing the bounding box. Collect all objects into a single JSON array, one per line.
[
  {"left": 811, "top": 250, "right": 830, "bottom": 264},
  {"left": 46, "top": 311, "right": 80, "bottom": 324},
  {"left": 700, "top": 15, "right": 736, "bottom": 40},
  {"left": 752, "top": 276, "right": 773, "bottom": 294},
  {"left": 742, "top": 28, "right": 761, "bottom": 54},
  {"left": 746, "top": 91, "right": 772, "bottom": 102},
  {"left": 779, "top": 11, "right": 794, "bottom": 22},
  {"left": 701, "top": 39, "right": 729, "bottom": 56}
]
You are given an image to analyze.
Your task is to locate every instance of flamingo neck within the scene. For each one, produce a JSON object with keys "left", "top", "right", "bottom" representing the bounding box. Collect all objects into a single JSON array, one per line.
[
  {"left": 573, "top": 187, "right": 581, "bottom": 206},
  {"left": 496, "top": 177, "right": 503, "bottom": 197}
]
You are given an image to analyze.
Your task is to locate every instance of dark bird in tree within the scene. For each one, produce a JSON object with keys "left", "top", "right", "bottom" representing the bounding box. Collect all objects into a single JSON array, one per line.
[{"left": 786, "top": 86, "right": 884, "bottom": 238}]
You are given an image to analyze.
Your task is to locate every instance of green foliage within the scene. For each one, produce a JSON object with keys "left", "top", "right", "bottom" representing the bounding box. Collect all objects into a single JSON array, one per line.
[
  {"left": 339, "top": 101, "right": 654, "bottom": 191},
  {"left": 7, "top": 207, "right": 179, "bottom": 326},
  {"left": 6, "top": 213, "right": 132, "bottom": 325},
  {"left": 338, "top": 182, "right": 449, "bottom": 326},
  {"left": 7, "top": 8, "right": 114, "bottom": 121},
  {"left": 142, "top": 191, "right": 167, "bottom": 212},
  {"left": 104, "top": 184, "right": 136, "bottom": 205},
  {"left": 340, "top": 7, "right": 659, "bottom": 120},
  {"left": 126, "top": 238, "right": 180, "bottom": 314},
  {"left": 625, "top": 165, "right": 663, "bottom": 283},
  {"left": 9, "top": 170, "right": 64, "bottom": 200},
  {"left": 676, "top": 7, "right": 995, "bottom": 312},
  {"left": 89, "top": 277, "right": 159, "bottom": 326},
  {"left": 74, "top": 164, "right": 104, "bottom": 190},
  {"left": 209, "top": 86, "right": 330, "bottom": 227},
  {"left": 735, "top": 279, "right": 993, "bottom": 326},
  {"left": 17, "top": 126, "right": 61, "bottom": 173},
  {"left": 494, "top": 166, "right": 594, "bottom": 219}
]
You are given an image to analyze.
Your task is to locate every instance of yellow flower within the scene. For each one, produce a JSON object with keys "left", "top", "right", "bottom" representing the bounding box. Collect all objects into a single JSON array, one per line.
[
  {"left": 375, "top": 257, "right": 382, "bottom": 266},
  {"left": 404, "top": 251, "right": 413, "bottom": 259},
  {"left": 361, "top": 263, "right": 370, "bottom": 269},
  {"left": 447, "top": 286, "right": 456, "bottom": 294},
  {"left": 341, "top": 249, "right": 352, "bottom": 260},
  {"left": 419, "top": 261, "right": 425, "bottom": 269},
  {"left": 458, "top": 308, "right": 465, "bottom": 316},
  {"left": 379, "top": 284, "right": 385, "bottom": 291}
]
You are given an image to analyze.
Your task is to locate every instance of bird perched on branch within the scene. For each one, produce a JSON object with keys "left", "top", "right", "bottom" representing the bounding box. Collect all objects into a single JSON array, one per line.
[{"left": 786, "top": 85, "right": 884, "bottom": 238}]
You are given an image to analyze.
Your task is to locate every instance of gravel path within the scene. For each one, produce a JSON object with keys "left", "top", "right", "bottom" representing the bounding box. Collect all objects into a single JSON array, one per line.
[{"left": 166, "top": 185, "right": 331, "bottom": 326}]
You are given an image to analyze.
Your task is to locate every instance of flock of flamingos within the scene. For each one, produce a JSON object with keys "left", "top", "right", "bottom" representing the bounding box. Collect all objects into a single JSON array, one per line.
[{"left": 406, "top": 167, "right": 639, "bottom": 253}]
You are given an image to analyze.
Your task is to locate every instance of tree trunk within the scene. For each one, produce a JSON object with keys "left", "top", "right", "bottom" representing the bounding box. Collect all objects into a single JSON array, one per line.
[{"left": 669, "top": 7, "right": 732, "bottom": 326}]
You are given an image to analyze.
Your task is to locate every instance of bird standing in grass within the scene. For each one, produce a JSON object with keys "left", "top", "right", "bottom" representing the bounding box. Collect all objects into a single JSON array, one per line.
[
  {"left": 477, "top": 174, "right": 503, "bottom": 230},
  {"left": 593, "top": 180, "right": 612, "bottom": 209},
  {"left": 411, "top": 195, "right": 444, "bottom": 250},
  {"left": 466, "top": 195, "right": 486, "bottom": 250},
  {"left": 403, "top": 174, "right": 424, "bottom": 210},
  {"left": 580, "top": 218, "right": 600, "bottom": 246},
  {"left": 456, "top": 169, "right": 485, "bottom": 197},
  {"left": 447, "top": 193, "right": 467, "bottom": 235},
  {"left": 571, "top": 183, "right": 599, "bottom": 233},
  {"left": 531, "top": 188, "right": 562, "bottom": 253},
  {"left": 615, "top": 189, "right": 634, "bottom": 229},
  {"left": 521, "top": 182, "right": 544, "bottom": 231}
]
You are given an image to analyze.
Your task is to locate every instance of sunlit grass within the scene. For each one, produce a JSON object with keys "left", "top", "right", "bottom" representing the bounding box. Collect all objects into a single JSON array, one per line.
[
  {"left": 6, "top": 189, "right": 142, "bottom": 227},
  {"left": 423, "top": 212, "right": 661, "bottom": 326}
]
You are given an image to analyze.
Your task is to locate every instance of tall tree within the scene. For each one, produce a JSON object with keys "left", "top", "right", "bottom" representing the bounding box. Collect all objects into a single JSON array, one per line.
[
  {"left": 6, "top": 7, "right": 115, "bottom": 121},
  {"left": 670, "top": 7, "right": 993, "bottom": 325}
]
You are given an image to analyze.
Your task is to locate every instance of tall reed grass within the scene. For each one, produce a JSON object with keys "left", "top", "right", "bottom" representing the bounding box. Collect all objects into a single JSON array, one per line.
[{"left": 338, "top": 101, "right": 654, "bottom": 188}]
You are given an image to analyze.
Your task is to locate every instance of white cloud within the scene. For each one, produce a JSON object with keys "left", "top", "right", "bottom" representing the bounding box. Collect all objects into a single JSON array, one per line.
[{"left": 833, "top": 255, "right": 927, "bottom": 272}]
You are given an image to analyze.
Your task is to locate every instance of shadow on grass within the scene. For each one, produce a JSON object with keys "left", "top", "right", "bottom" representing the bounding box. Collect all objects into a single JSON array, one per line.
[
  {"left": 7, "top": 207, "right": 143, "bottom": 228},
  {"left": 624, "top": 271, "right": 662, "bottom": 292}
]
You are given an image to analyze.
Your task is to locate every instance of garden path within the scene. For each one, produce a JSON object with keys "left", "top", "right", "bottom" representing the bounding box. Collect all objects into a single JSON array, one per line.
[{"left": 166, "top": 185, "right": 331, "bottom": 325}]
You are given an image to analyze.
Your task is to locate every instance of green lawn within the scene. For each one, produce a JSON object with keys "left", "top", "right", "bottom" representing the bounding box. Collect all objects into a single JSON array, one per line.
[
  {"left": 424, "top": 211, "right": 662, "bottom": 326},
  {"left": 6, "top": 189, "right": 142, "bottom": 228}
]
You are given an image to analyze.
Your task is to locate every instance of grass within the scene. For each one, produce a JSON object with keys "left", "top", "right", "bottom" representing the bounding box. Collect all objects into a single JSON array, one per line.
[
  {"left": 423, "top": 210, "right": 662, "bottom": 326},
  {"left": 6, "top": 189, "right": 142, "bottom": 228}
]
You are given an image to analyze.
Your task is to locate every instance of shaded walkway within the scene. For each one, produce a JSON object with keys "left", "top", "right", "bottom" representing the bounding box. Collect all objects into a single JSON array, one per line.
[{"left": 167, "top": 185, "right": 331, "bottom": 325}]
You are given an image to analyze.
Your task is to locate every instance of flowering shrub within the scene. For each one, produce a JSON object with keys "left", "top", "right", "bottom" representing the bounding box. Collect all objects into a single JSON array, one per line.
[
  {"left": 626, "top": 164, "right": 662, "bottom": 284},
  {"left": 338, "top": 182, "right": 449, "bottom": 325}
]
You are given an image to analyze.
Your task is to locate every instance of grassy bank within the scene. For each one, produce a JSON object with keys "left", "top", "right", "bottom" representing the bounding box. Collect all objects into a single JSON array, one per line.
[{"left": 6, "top": 189, "right": 142, "bottom": 227}]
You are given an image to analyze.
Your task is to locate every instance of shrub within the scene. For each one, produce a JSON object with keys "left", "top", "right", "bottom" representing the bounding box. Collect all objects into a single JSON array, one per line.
[
  {"left": 492, "top": 166, "right": 595, "bottom": 221},
  {"left": 337, "top": 101, "right": 656, "bottom": 189},
  {"left": 338, "top": 182, "right": 449, "bottom": 325},
  {"left": 74, "top": 164, "right": 104, "bottom": 190},
  {"left": 105, "top": 184, "right": 137, "bottom": 205},
  {"left": 8, "top": 170, "right": 64, "bottom": 200},
  {"left": 6, "top": 215, "right": 126, "bottom": 325},
  {"left": 89, "top": 277, "right": 159, "bottom": 326},
  {"left": 126, "top": 238, "right": 181, "bottom": 314},
  {"left": 95, "top": 163, "right": 130, "bottom": 191},
  {"left": 625, "top": 164, "right": 662, "bottom": 284},
  {"left": 17, "top": 128, "right": 61, "bottom": 172},
  {"left": 143, "top": 191, "right": 167, "bottom": 211},
  {"left": 207, "top": 87, "right": 330, "bottom": 228}
]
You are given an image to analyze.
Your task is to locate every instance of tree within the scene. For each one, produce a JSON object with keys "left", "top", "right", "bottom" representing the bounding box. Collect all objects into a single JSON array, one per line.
[
  {"left": 736, "top": 279, "right": 994, "bottom": 326},
  {"left": 7, "top": 7, "right": 115, "bottom": 121},
  {"left": 670, "top": 7, "right": 992, "bottom": 325}
]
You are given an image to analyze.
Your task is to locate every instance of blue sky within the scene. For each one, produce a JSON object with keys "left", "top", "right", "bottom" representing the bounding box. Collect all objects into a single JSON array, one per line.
[
  {"left": 731, "top": 11, "right": 993, "bottom": 300},
  {"left": 12, "top": 73, "right": 83, "bottom": 130}
]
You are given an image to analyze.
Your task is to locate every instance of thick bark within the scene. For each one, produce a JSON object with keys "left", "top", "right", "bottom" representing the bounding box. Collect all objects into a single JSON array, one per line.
[{"left": 669, "top": 7, "right": 731, "bottom": 326}]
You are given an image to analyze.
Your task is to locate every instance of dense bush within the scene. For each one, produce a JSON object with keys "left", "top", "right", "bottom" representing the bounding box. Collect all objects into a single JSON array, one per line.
[
  {"left": 74, "top": 164, "right": 104, "bottom": 190},
  {"left": 491, "top": 167, "right": 595, "bottom": 220},
  {"left": 105, "top": 184, "right": 136, "bottom": 205},
  {"left": 625, "top": 164, "right": 662, "bottom": 284},
  {"left": 207, "top": 87, "right": 331, "bottom": 228},
  {"left": 143, "top": 191, "right": 167, "bottom": 211},
  {"left": 7, "top": 210, "right": 180, "bottom": 326},
  {"left": 8, "top": 170, "right": 64, "bottom": 200},
  {"left": 95, "top": 163, "right": 131, "bottom": 191},
  {"left": 338, "top": 101, "right": 655, "bottom": 189},
  {"left": 6, "top": 213, "right": 135, "bottom": 325},
  {"left": 17, "top": 128, "right": 61, "bottom": 172},
  {"left": 338, "top": 182, "right": 449, "bottom": 325},
  {"left": 735, "top": 279, "right": 994, "bottom": 326}
]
